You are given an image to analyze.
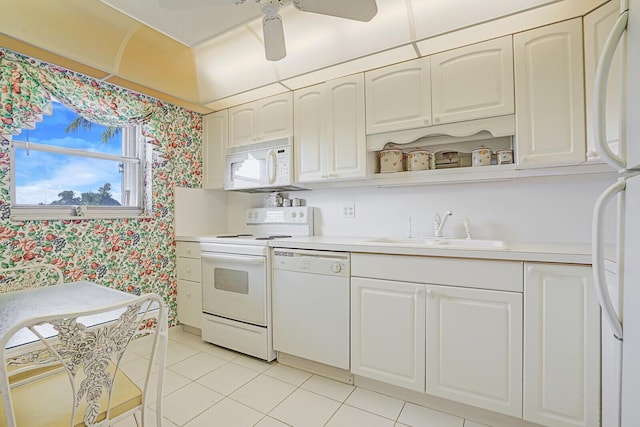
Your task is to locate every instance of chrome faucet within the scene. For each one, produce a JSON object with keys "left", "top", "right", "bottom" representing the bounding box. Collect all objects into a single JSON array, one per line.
[{"left": 433, "top": 211, "right": 453, "bottom": 237}]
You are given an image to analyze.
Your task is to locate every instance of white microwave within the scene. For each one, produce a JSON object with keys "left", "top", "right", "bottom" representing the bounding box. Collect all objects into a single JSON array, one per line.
[{"left": 224, "top": 138, "right": 306, "bottom": 192}]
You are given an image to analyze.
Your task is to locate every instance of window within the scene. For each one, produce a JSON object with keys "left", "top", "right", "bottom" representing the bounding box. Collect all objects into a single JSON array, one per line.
[{"left": 10, "top": 99, "right": 146, "bottom": 219}]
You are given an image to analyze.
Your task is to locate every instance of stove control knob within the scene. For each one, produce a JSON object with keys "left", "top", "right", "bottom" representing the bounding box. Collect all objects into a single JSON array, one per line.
[
  {"left": 291, "top": 212, "right": 297, "bottom": 218},
  {"left": 331, "top": 262, "right": 342, "bottom": 273},
  {"left": 299, "top": 212, "right": 304, "bottom": 218}
]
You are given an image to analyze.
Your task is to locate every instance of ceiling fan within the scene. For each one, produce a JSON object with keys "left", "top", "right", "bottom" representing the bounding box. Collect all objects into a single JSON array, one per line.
[
  {"left": 257, "top": 0, "right": 378, "bottom": 61},
  {"left": 160, "top": 0, "right": 378, "bottom": 61}
]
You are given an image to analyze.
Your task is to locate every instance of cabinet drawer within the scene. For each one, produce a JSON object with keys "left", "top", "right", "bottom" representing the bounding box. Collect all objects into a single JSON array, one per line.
[
  {"left": 176, "top": 241, "right": 200, "bottom": 258},
  {"left": 177, "top": 257, "right": 201, "bottom": 282},
  {"left": 177, "top": 279, "right": 202, "bottom": 328},
  {"left": 352, "top": 253, "right": 522, "bottom": 292}
]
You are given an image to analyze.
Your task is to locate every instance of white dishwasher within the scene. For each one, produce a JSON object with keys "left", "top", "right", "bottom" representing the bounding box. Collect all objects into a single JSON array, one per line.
[{"left": 272, "top": 248, "right": 350, "bottom": 369}]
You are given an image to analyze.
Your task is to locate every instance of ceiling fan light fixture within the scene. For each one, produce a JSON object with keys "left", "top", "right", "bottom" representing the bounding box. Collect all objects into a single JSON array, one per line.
[{"left": 260, "top": 0, "right": 280, "bottom": 16}]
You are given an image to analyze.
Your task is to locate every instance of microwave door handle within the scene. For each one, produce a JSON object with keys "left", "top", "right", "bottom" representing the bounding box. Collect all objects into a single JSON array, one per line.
[
  {"left": 594, "top": 6, "right": 628, "bottom": 171},
  {"left": 267, "top": 150, "right": 277, "bottom": 184},
  {"left": 592, "top": 179, "right": 625, "bottom": 340},
  {"left": 201, "top": 253, "right": 265, "bottom": 264}
]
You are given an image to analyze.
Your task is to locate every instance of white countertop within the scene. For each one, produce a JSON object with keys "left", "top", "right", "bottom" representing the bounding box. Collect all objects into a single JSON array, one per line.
[{"left": 176, "top": 235, "right": 604, "bottom": 265}]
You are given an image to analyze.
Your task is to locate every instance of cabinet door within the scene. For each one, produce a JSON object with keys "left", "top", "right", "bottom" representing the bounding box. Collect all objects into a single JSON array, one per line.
[
  {"left": 514, "top": 19, "right": 586, "bottom": 168},
  {"left": 432, "top": 36, "right": 514, "bottom": 125},
  {"left": 584, "top": 0, "right": 622, "bottom": 161},
  {"left": 229, "top": 92, "right": 293, "bottom": 147},
  {"left": 365, "top": 57, "right": 432, "bottom": 134},
  {"left": 228, "top": 103, "right": 258, "bottom": 148},
  {"left": 326, "top": 74, "right": 367, "bottom": 181},
  {"left": 258, "top": 92, "right": 293, "bottom": 142},
  {"left": 524, "top": 263, "right": 600, "bottom": 427},
  {"left": 351, "top": 277, "right": 426, "bottom": 392},
  {"left": 425, "top": 285, "right": 522, "bottom": 417},
  {"left": 202, "top": 110, "right": 227, "bottom": 190},
  {"left": 294, "top": 84, "right": 325, "bottom": 183},
  {"left": 177, "top": 279, "right": 202, "bottom": 329}
]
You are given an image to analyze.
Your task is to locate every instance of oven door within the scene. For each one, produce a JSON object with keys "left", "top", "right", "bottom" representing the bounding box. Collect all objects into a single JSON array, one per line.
[{"left": 201, "top": 252, "right": 267, "bottom": 326}]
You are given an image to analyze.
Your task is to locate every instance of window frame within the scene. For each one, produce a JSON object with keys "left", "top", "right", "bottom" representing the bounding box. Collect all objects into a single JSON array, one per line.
[{"left": 10, "top": 125, "right": 148, "bottom": 221}]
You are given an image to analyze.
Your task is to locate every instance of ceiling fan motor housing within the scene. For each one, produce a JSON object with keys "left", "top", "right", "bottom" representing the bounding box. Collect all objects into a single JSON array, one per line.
[{"left": 260, "top": 0, "right": 282, "bottom": 16}]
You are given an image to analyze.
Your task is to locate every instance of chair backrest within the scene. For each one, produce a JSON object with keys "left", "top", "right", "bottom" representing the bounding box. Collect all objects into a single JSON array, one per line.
[
  {"left": 0, "top": 292, "right": 167, "bottom": 427},
  {"left": 0, "top": 264, "right": 64, "bottom": 293}
]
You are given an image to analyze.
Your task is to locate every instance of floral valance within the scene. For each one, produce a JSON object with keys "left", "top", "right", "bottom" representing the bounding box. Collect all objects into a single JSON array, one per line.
[
  {"left": 0, "top": 48, "right": 157, "bottom": 137},
  {"left": 0, "top": 53, "right": 51, "bottom": 136}
]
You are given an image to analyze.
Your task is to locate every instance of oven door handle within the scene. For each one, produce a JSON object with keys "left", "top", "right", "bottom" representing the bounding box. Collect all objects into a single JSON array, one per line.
[{"left": 201, "top": 253, "right": 265, "bottom": 264}]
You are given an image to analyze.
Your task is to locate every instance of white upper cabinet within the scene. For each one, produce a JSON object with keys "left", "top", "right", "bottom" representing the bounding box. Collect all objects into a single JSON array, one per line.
[
  {"left": 293, "top": 84, "right": 325, "bottom": 182},
  {"left": 202, "top": 110, "right": 227, "bottom": 190},
  {"left": 365, "top": 56, "right": 432, "bottom": 134},
  {"left": 514, "top": 18, "right": 586, "bottom": 168},
  {"left": 228, "top": 92, "right": 293, "bottom": 147},
  {"left": 584, "top": 0, "right": 622, "bottom": 162},
  {"left": 364, "top": 36, "right": 514, "bottom": 136},
  {"left": 326, "top": 75, "right": 367, "bottom": 181},
  {"left": 294, "top": 74, "right": 366, "bottom": 183},
  {"left": 425, "top": 285, "right": 522, "bottom": 418},
  {"left": 431, "top": 36, "right": 515, "bottom": 125},
  {"left": 523, "top": 263, "right": 600, "bottom": 427}
]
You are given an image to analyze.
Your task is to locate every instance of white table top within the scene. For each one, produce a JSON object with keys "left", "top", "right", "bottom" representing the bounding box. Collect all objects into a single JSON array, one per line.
[{"left": 0, "top": 281, "right": 140, "bottom": 350}]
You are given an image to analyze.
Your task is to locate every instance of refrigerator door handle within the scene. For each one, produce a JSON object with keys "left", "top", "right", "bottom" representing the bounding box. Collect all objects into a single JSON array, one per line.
[
  {"left": 594, "top": 5, "right": 630, "bottom": 171},
  {"left": 593, "top": 179, "right": 625, "bottom": 340}
]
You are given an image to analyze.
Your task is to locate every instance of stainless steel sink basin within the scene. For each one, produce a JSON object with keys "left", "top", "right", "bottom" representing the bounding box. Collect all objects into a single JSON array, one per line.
[{"left": 361, "top": 237, "right": 508, "bottom": 250}]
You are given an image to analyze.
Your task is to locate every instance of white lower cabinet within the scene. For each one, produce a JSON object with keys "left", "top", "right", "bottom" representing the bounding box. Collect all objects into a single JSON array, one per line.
[
  {"left": 425, "top": 285, "right": 523, "bottom": 417},
  {"left": 350, "top": 254, "right": 524, "bottom": 417},
  {"left": 351, "top": 277, "right": 426, "bottom": 392},
  {"left": 523, "top": 263, "right": 600, "bottom": 427},
  {"left": 176, "top": 241, "right": 202, "bottom": 329}
]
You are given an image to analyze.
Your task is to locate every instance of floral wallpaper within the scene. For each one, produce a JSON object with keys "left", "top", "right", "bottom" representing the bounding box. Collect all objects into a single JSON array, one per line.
[{"left": 0, "top": 48, "right": 203, "bottom": 326}]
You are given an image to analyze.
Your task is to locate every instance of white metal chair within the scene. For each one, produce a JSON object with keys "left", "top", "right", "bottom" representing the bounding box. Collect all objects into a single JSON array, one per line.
[
  {"left": 0, "top": 264, "right": 64, "bottom": 293},
  {"left": 0, "top": 285, "right": 167, "bottom": 427}
]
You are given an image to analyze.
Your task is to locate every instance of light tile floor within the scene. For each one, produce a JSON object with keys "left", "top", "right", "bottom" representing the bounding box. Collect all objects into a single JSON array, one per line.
[{"left": 116, "top": 326, "right": 491, "bottom": 427}]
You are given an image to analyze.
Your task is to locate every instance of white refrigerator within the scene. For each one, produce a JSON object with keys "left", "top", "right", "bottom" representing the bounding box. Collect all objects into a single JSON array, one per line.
[{"left": 592, "top": 0, "right": 640, "bottom": 425}]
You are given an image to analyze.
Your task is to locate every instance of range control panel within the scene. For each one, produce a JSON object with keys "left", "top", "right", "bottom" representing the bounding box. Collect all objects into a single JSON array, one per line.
[{"left": 246, "top": 207, "right": 313, "bottom": 225}]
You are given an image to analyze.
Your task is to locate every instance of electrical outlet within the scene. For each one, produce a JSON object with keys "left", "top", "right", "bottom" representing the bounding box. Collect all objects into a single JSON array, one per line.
[{"left": 342, "top": 204, "right": 355, "bottom": 219}]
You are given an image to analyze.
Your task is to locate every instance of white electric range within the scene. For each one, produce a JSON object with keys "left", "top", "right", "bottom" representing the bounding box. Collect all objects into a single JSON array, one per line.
[{"left": 200, "top": 207, "right": 314, "bottom": 361}]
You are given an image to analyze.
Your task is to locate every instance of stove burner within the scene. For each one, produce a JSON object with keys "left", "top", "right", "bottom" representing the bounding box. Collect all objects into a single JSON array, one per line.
[
  {"left": 216, "top": 234, "right": 253, "bottom": 238},
  {"left": 254, "top": 235, "right": 293, "bottom": 240}
]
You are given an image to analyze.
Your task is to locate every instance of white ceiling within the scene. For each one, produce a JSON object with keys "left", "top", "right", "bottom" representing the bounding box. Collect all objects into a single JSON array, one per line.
[{"left": 101, "top": 0, "right": 265, "bottom": 47}]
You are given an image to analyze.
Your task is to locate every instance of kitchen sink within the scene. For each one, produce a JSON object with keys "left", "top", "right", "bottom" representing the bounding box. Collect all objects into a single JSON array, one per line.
[{"left": 361, "top": 237, "right": 508, "bottom": 250}]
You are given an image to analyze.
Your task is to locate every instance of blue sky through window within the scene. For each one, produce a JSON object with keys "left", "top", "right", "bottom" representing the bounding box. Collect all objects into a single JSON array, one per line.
[{"left": 14, "top": 99, "right": 125, "bottom": 205}]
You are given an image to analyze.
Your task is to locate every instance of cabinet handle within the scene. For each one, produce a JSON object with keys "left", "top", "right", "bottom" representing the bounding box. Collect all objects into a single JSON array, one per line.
[
  {"left": 423, "top": 119, "right": 431, "bottom": 125},
  {"left": 415, "top": 288, "right": 425, "bottom": 298}
]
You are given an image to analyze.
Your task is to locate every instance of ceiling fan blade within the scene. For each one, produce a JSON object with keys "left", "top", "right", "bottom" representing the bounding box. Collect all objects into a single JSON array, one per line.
[
  {"left": 263, "top": 14, "right": 286, "bottom": 61},
  {"left": 293, "top": 0, "right": 378, "bottom": 22}
]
